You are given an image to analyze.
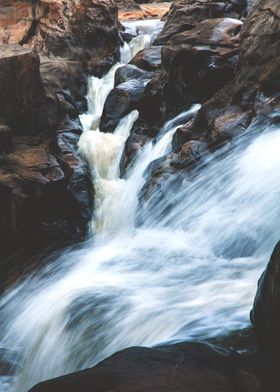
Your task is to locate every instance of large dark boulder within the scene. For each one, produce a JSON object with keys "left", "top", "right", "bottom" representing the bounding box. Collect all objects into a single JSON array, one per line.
[
  {"left": 114, "top": 64, "right": 155, "bottom": 87},
  {"left": 0, "top": 46, "right": 48, "bottom": 137},
  {"left": 154, "top": 0, "right": 246, "bottom": 45},
  {"left": 100, "top": 79, "right": 145, "bottom": 133},
  {"left": 130, "top": 46, "right": 162, "bottom": 72},
  {"left": 28, "top": 342, "right": 260, "bottom": 392},
  {"left": 251, "top": 242, "right": 280, "bottom": 355}
]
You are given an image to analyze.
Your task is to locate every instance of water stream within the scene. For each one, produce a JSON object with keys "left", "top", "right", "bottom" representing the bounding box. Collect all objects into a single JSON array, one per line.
[{"left": 0, "top": 18, "right": 280, "bottom": 392}]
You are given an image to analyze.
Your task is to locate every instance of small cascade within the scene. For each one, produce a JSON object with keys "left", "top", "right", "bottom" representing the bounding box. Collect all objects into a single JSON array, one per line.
[{"left": 1, "top": 16, "right": 280, "bottom": 392}]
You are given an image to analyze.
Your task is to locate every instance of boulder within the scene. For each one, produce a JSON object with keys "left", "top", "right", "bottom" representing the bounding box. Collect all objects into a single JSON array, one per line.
[
  {"left": 138, "top": 43, "right": 238, "bottom": 127},
  {"left": 251, "top": 241, "right": 280, "bottom": 355},
  {"left": 130, "top": 46, "right": 162, "bottom": 72},
  {"left": 154, "top": 0, "right": 246, "bottom": 45},
  {"left": 28, "top": 342, "right": 260, "bottom": 392},
  {"left": 0, "top": 0, "right": 33, "bottom": 45},
  {"left": 114, "top": 64, "right": 155, "bottom": 86},
  {"left": 100, "top": 79, "right": 146, "bottom": 133}
]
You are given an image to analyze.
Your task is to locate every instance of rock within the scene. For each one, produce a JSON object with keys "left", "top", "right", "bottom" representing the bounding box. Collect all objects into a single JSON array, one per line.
[
  {"left": 240, "top": 0, "right": 280, "bottom": 94},
  {"left": 0, "top": 46, "right": 48, "bottom": 137},
  {"left": 154, "top": 0, "right": 225, "bottom": 45},
  {"left": 251, "top": 241, "right": 280, "bottom": 355},
  {"left": 166, "top": 17, "right": 242, "bottom": 47},
  {"left": 39, "top": 57, "right": 88, "bottom": 128},
  {"left": 120, "top": 25, "right": 138, "bottom": 43},
  {"left": 0, "top": 0, "right": 121, "bottom": 77},
  {"left": 100, "top": 79, "right": 146, "bottom": 133},
  {"left": 28, "top": 342, "right": 260, "bottom": 392},
  {"left": 154, "top": 0, "right": 246, "bottom": 45},
  {"left": 0, "top": 0, "right": 33, "bottom": 45},
  {"left": 0, "top": 125, "right": 13, "bottom": 153},
  {"left": 114, "top": 64, "right": 155, "bottom": 86},
  {"left": 130, "top": 46, "right": 162, "bottom": 72},
  {"left": 137, "top": 43, "right": 238, "bottom": 128},
  {"left": 188, "top": 0, "right": 280, "bottom": 148},
  {"left": 120, "top": 131, "right": 150, "bottom": 176},
  {"left": 0, "top": 0, "right": 122, "bottom": 261},
  {"left": 113, "top": 0, "right": 141, "bottom": 10}
]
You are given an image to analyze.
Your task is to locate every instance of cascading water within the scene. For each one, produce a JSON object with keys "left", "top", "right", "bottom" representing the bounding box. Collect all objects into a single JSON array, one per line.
[{"left": 0, "top": 18, "right": 280, "bottom": 392}]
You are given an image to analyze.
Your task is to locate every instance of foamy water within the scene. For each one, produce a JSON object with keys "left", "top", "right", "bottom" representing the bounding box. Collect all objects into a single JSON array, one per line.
[{"left": 0, "top": 18, "right": 279, "bottom": 392}]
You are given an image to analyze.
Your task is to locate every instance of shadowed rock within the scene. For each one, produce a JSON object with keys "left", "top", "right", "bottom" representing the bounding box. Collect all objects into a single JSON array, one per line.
[{"left": 28, "top": 342, "right": 260, "bottom": 392}]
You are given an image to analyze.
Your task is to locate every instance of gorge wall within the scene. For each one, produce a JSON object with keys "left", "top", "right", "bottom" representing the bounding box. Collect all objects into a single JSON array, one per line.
[{"left": 0, "top": 0, "right": 122, "bottom": 270}]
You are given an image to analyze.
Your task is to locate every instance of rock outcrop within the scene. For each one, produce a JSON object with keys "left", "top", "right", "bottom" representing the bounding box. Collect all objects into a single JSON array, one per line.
[
  {"left": 0, "top": 0, "right": 121, "bottom": 264},
  {"left": 251, "top": 241, "right": 280, "bottom": 355}
]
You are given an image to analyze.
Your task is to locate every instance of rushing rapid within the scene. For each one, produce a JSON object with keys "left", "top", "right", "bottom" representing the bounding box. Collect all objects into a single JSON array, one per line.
[{"left": 0, "top": 18, "right": 280, "bottom": 392}]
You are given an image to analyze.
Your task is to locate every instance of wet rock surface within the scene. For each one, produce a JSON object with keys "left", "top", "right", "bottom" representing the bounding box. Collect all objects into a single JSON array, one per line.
[
  {"left": 0, "top": 0, "right": 121, "bottom": 262},
  {"left": 114, "top": 64, "right": 155, "bottom": 86},
  {"left": 100, "top": 79, "right": 146, "bottom": 133}
]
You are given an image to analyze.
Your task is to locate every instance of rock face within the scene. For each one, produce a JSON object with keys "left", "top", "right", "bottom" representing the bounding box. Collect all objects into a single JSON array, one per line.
[
  {"left": 28, "top": 342, "right": 260, "bottom": 392},
  {"left": 155, "top": 0, "right": 247, "bottom": 45},
  {"left": 0, "top": 0, "right": 120, "bottom": 76},
  {"left": 0, "top": 46, "right": 47, "bottom": 137},
  {"left": 121, "top": 13, "right": 242, "bottom": 175},
  {"left": 114, "top": 0, "right": 141, "bottom": 10},
  {"left": 0, "top": 0, "right": 121, "bottom": 262},
  {"left": 251, "top": 241, "right": 280, "bottom": 355}
]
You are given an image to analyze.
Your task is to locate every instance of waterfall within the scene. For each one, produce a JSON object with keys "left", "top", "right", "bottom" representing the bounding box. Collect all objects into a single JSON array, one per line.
[{"left": 0, "top": 18, "right": 280, "bottom": 392}]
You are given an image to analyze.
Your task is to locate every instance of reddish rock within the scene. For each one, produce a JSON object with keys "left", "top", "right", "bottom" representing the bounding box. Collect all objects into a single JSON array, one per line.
[
  {"left": 0, "top": 0, "right": 34, "bottom": 45},
  {"left": 0, "top": 0, "right": 121, "bottom": 76}
]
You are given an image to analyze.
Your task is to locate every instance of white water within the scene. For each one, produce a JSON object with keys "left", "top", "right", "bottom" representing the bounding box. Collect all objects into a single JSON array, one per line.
[{"left": 0, "top": 18, "right": 280, "bottom": 392}]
